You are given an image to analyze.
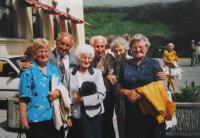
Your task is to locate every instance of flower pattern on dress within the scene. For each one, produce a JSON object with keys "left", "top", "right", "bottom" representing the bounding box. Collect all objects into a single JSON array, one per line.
[{"left": 19, "top": 62, "right": 62, "bottom": 122}]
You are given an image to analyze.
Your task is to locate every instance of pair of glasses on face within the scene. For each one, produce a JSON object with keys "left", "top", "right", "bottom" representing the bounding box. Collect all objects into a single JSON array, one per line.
[{"left": 37, "top": 50, "right": 49, "bottom": 54}]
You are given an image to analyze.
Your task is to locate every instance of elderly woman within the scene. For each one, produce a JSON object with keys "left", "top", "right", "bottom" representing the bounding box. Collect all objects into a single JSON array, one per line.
[
  {"left": 65, "top": 44, "right": 106, "bottom": 138},
  {"left": 117, "top": 34, "right": 166, "bottom": 138},
  {"left": 163, "top": 43, "right": 179, "bottom": 92},
  {"left": 19, "top": 38, "right": 69, "bottom": 138},
  {"left": 104, "top": 37, "right": 130, "bottom": 138}
]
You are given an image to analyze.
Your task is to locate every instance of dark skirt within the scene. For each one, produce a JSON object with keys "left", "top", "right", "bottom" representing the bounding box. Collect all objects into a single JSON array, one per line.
[
  {"left": 125, "top": 100, "right": 166, "bottom": 138},
  {"left": 26, "top": 119, "right": 61, "bottom": 138}
]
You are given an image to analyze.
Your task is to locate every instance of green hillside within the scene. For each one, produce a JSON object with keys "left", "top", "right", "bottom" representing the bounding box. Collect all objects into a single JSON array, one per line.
[{"left": 84, "top": 12, "right": 173, "bottom": 38}]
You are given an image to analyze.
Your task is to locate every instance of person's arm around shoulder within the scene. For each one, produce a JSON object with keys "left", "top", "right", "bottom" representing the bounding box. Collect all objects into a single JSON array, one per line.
[{"left": 151, "top": 59, "right": 167, "bottom": 80}]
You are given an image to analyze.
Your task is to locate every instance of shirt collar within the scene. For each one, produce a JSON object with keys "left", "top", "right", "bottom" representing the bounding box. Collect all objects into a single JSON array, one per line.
[{"left": 129, "top": 57, "right": 148, "bottom": 66}]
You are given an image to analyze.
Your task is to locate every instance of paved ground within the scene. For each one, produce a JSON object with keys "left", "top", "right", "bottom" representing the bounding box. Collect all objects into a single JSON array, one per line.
[
  {"left": 0, "top": 58, "right": 199, "bottom": 138},
  {"left": 157, "top": 58, "right": 200, "bottom": 91}
]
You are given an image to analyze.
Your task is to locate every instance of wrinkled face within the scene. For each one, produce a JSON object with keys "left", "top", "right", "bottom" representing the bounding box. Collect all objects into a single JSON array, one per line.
[
  {"left": 57, "top": 36, "right": 73, "bottom": 55},
  {"left": 78, "top": 53, "right": 93, "bottom": 69},
  {"left": 112, "top": 45, "right": 126, "bottom": 61},
  {"left": 34, "top": 47, "right": 50, "bottom": 65},
  {"left": 93, "top": 39, "right": 106, "bottom": 57},
  {"left": 131, "top": 40, "right": 148, "bottom": 60}
]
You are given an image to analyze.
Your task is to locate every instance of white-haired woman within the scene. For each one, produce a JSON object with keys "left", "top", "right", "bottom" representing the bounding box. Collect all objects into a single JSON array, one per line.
[
  {"left": 104, "top": 37, "right": 130, "bottom": 138},
  {"left": 163, "top": 43, "right": 179, "bottom": 92},
  {"left": 65, "top": 44, "right": 106, "bottom": 138},
  {"left": 117, "top": 34, "right": 166, "bottom": 138}
]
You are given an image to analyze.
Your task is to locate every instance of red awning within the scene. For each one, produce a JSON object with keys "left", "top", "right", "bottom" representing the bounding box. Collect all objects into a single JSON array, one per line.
[
  {"left": 61, "top": 14, "right": 85, "bottom": 24},
  {"left": 68, "top": 15, "right": 85, "bottom": 24},
  {"left": 25, "top": 0, "right": 34, "bottom": 5},
  {"left": 23, "top": 0, "right": 85, "bottom": 24}
]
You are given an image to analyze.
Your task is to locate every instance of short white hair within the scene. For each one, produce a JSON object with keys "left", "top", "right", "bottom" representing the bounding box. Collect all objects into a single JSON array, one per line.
[
  {"left": 90, "top": 35, "right": 107, "bottom": 46},
  {"left": 75, "top": 44, "right": 95, "bottom": 58}
]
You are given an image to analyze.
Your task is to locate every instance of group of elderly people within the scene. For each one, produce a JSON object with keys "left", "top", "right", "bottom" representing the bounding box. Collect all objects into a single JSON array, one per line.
[{"left": 19, "top": 33, "right": 167, "bottom": 138}]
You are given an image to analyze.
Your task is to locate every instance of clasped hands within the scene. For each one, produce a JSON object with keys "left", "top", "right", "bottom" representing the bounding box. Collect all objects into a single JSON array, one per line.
[{"left": 123, "top": 89, "right": 141, "bottom": 101}]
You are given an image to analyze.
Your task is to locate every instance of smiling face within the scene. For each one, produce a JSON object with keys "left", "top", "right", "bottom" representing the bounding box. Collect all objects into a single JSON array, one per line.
[
  {"left": 93, "top": 39, "right": 106, "bottom": 57},
  {"left": 34, "top": 46, "right": 50, "bottom": 65},
  {"left": 56, "top": 35, "right": 73, "bottom": 55},
  {"left": 131, "top": 40, "right": 149, "bottom": 61},
  {"left": 78, "top": 53, "right": 93, "bottom": 70},
  {"left": 167, "top": 43, "right": 174, "bottom": 51},
  {"left": 112, "top": 45, "right": 126, "bottom": 61}
]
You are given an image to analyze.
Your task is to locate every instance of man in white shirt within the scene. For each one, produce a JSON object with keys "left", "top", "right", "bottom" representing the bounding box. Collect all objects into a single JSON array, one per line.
[{"left": 49, "top": 32, "right": 78, "bottom": 78}]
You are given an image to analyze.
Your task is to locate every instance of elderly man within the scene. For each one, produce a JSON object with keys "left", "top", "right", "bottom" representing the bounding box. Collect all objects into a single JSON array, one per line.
[
  {"left": 49, "top": 32, "right": 78, "bottom": 78},
  {"left": 90, "top": 35, "right": 116, "bottom": 138},
  {"left": 90, "top": 35, "right": 109, "bottom": 70}
]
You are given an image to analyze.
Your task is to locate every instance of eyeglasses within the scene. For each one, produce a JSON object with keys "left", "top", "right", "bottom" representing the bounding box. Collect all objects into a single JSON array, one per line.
[{"left": 37, "top": 50, "right": 49, "bottom": 54}]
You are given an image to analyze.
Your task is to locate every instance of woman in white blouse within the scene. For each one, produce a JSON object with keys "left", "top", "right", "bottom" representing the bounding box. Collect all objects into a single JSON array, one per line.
[{"left": 65, "top": 44, "right": 106, "bottom": 138}]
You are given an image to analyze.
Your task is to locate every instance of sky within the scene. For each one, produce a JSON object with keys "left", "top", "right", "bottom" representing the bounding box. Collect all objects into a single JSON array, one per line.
[{"left": 84, "top": 0, "right": 184, "bottom": 7}]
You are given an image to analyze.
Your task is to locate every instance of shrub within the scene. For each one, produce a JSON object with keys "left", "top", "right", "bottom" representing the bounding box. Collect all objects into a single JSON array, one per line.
[{"left": 173, "top": 81, "right": 200, "bottom": 102}]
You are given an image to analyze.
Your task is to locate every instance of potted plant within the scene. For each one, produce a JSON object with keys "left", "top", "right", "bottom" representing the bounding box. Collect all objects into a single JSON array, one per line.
[{"left": 167, "top": 81, "right": 200, "bottom": 137}]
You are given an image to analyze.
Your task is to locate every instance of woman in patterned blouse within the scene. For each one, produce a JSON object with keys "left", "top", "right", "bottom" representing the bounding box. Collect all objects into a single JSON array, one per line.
[{"left": 19, "top": 38, "right": 67, "bottom": 138}]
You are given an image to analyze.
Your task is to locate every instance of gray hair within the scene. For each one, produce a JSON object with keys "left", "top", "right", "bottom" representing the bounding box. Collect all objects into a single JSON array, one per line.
[
  {"left": 110, "top": 37, "right": 129, "bottom": 51},
  {"left": 130, "top": 33, "right": 151, "bottom": 48},
  {"left": 75, "top": 44, "right": 95, "bottom": 59},
  {"left": 56, "top": 32, "right": 73, "bottom": 41},
  {"left": 90, "top": 35, "right": 107, "bottom": 46}
]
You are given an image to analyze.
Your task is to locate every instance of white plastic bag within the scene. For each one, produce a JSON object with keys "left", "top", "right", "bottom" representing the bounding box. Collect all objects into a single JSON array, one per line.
[{"left": 165, "top": 90, "right": 177, "bottom": 130}]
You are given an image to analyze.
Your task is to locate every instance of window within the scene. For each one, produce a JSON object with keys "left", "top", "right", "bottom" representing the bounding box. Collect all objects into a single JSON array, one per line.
[
  {"left": 53, "top": 16, "right": 60, "bottom": 40},
  {"left": 32, "top": 8, "right": 42, "bottom": 38},
  {"left": 0, "top": 0, "right": 15, "bottom": 38}
]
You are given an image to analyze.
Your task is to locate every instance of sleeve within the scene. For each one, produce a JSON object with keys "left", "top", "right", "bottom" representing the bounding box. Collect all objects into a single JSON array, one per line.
[
  {"left": 152, "top": 59, "right": 163, "bottom": 81},
  {"left": 174, "top": 51, "right": 179, "bottom": 63},
  {"left": 19, "top": 70, "right": 33, "bottom": 99},
  {"left": 118, "top": 61, "right": 126, "bottom": 86},
  {"left": 162, "top": 50, "right": 168, "bottom": 63},
  {"left": 55, "top": 67, "right": 63, "bottom": 85},
  {"left": 82, "top": 69, "right": 106, "bottom": 107}
]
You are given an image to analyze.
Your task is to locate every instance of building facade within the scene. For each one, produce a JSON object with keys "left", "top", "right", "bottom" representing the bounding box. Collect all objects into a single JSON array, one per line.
[{"left": 0, "top": 0, "right": 85, "bottom": 55}]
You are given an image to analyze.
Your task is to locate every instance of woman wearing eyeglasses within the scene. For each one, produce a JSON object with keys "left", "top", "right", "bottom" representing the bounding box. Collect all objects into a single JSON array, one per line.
[
  {"left": 19, "top": 38, "right": 71, "bottom": 138},
  {"left": 117, "top": 34, "right": 166, "bottom": 138},
  {"left": 65, "top": 44, "right": 106, "bottom": 138}
]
